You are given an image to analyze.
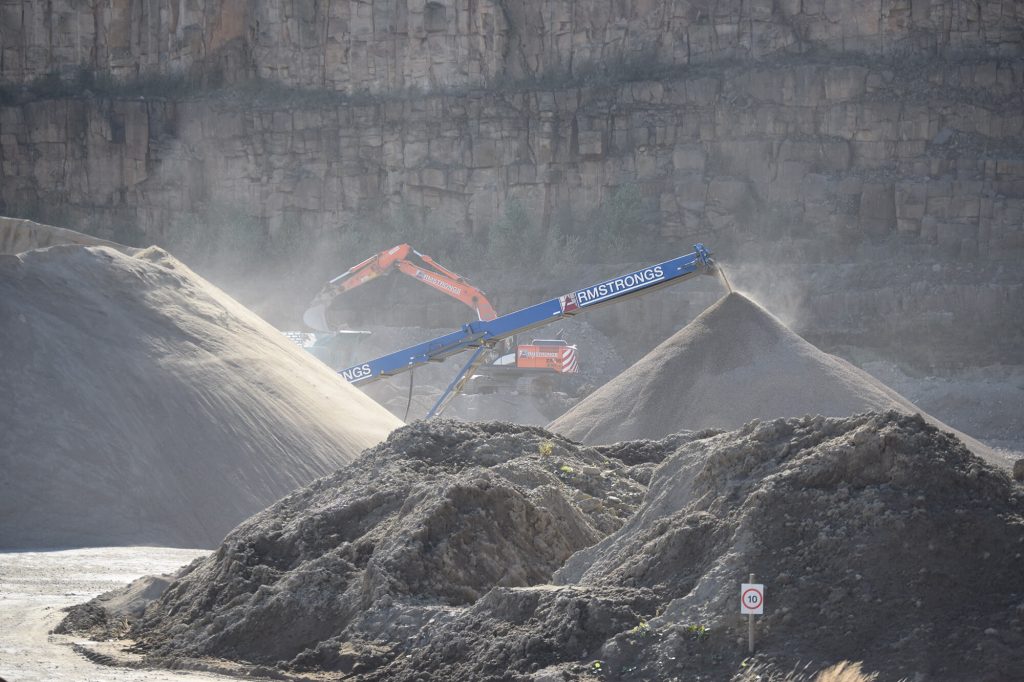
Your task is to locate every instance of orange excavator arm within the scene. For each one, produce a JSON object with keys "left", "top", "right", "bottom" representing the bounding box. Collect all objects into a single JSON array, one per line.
[{"left": 303, "top": 243, "right": 498, "bottom": 331}]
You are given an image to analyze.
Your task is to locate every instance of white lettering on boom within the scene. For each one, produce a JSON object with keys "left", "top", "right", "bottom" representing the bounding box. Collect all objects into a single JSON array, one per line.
[
  {"left": 415, "top": 270, "right": 463, "bottom": 296},
  {"left": 341, "top": 363, "right": 373, "bottom": 382},
  {"left": 574, "top": 266, "right": 664, "bottom": 306}
]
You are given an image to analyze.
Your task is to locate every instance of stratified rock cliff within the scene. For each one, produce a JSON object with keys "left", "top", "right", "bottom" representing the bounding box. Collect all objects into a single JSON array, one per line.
[
  {"left": 2, "top": 1, "right": 1021, "bottom": 93},
  {"left": 1, "top": 1, "right": 1021, "bottom": 361}
]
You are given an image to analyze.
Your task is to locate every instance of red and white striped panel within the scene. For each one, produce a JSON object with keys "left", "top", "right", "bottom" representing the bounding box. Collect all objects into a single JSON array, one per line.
[{"left": 559, "top": 347, "right": 580, "bottom": 373}]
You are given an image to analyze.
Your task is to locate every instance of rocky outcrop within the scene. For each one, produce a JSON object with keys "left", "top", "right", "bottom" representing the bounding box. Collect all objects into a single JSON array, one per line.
[
  {"left": 0, "top": 0, "right": 252, "bottom": 85},
  {"left": 2, "top": 2, "right": 1020, "bottom": 252}
]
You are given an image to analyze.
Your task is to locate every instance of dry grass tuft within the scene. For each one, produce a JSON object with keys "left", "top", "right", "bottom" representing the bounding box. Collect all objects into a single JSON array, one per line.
[
  {"left": 816, "top": 661, "right": 879, "bottom": 682},
  {"left": 734, "top": 660, "right": 884, "bottom": 682}
]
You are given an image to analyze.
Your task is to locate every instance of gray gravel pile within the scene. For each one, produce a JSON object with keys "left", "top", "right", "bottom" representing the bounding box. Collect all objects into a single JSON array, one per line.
[
  {"left": 116, "top": 420, "right": 674, "bottom": 672},
  {"left": 549, "top": 292, "right": 1007, "bottom": 470},
  {"left": 63, "top": 412, "right": 1023, "bottom": 681},
  {"left": 549, "top": 292, "right": 921, "bottom": 444},
  {"left": 380, "top": 412, "right": 1023, "bottom": 681}
]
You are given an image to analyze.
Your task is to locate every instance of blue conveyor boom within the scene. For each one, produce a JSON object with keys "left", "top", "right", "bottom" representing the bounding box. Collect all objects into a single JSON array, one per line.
[{"left": 338, "top": 244, "right": 716, "bottom": 416}]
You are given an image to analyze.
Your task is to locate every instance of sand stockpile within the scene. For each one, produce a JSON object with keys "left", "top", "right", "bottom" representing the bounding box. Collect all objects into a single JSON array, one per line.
[
  {"left": 549, "top": 292, "right": 1004, "bottom": 467},
  {"left": 62, "top": 414, "right": 1023, "bottom": 680},
  {"left": 0, "top": 216, "right": 135, "bottom": 255},
  {"left": 0, "top": 245, "right": 400, "bottom": 549}
]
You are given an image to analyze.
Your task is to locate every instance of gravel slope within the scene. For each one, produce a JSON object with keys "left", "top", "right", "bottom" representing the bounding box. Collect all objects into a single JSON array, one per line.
[
  {"left": 1, "top": 245, "right": 400, "bottom": 549},
  {"left": 549, "top": 292, "right": 1008, "bottom": 469}
]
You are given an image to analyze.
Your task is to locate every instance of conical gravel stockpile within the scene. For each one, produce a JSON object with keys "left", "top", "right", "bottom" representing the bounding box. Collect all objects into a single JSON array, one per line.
[
  {"left": 0, "top": 244, "right": 401, "bottom": 549},
  {"left": 549, "top": 292, "right": 1003, "bottom": 467}
]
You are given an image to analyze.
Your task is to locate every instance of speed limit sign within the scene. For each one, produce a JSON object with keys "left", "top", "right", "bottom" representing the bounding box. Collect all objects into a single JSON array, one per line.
[{"left": 741, "top": 583, "right": 764, "bottom": 614}]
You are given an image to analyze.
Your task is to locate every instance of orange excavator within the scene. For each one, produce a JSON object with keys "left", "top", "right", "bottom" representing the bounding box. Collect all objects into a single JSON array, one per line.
[
  {"left": 302, "top": 244, "right": 579, "bottom": 379},
  {"left": 303, "top": 244, "right": 498, "bottom": 329}
]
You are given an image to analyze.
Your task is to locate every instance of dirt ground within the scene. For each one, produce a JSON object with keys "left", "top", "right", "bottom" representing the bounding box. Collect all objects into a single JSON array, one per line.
[{"left": 0, "top": 547, "right": 223, "bottom": 681}]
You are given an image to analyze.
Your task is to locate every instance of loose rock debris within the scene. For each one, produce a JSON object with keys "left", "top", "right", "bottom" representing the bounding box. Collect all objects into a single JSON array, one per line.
[
  {"left": 61, "top": 413, "right": 1024, "bottom": 681},
  {"left": 110, "top": 421, "right": 669, "bottom": 670}
]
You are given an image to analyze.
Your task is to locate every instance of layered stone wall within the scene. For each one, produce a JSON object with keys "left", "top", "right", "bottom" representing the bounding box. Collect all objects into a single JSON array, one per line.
[
  {"left": 0, "top": 0, "right": 251, "bottom": 84},
  {"left": 2, "top": 55, "right": 1021, "bottom": 261},
  {"left": 1, "top": 1, "right": 1021, "bottom": 365},
  {"left": 2, "top": 1, "right": 1020, "bottom": 93}
]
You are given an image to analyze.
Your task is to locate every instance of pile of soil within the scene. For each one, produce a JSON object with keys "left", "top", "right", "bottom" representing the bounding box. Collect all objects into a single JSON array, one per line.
[
  {"left": 90, "top": 420, "right": 675, "bottom": 672},
  {"left": 0, "top": 245, "right": 401, "bottom": 549},
  {"left": 548, "top": 292, "right": 1005, "bottom": 468},
  {"left": 53, "top": 573, "right": 176, "bottom": 640},
  {"left": 62, "top": 413, "right": 1023, "bottom": 681},
  {"left": 379, "top": 413, "right": 1024, "bottom": 681}
]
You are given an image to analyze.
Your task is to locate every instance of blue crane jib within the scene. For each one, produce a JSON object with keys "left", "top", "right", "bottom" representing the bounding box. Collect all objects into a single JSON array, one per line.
[{"left": 338, "top": 244, "right": 716, "bottom": 390}]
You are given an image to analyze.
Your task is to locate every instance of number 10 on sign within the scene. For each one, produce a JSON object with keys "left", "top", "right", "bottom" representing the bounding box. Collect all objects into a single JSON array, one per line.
[{"left": 741, "top": 583, "right": 764, "bottom": 614}]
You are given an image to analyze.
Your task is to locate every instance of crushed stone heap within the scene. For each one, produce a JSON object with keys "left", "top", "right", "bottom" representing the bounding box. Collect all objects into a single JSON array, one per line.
[
  {"left": 63, "top": 414, "right": 1023, "bottom": 681},
  {"left": 113, "top": 421, "right": 675, "bottom": 672},
  {"left": 548, "top": 292, "right": 1002, "bottom": 467},
  {"left": 0, "top": 245, "right": 401, "bottom": 549},
  {"left": 381, "top": 413, "right": 1024, "bottom": 681},
  {"left": 550, "top": 292, "right": 916, "bottom": 442}
]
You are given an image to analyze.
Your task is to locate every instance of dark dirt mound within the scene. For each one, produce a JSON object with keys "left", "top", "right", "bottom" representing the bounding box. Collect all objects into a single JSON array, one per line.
[
  {"left": 63, "top": 414, "right": 1023, "bottom": 681},
  {"left": 375, "top": 584, "right": 663, "bottom": 681},
  {"left": 383, "top": 412, "right": 1023, "bottom": 681},
  {"left": 115, "top": 420, "right": 678, "bottom": 672},
  {"left": 0, "top": 245, "right": 400, "bottom": 549},
  {"left": 54, "top": 574, "right": 175, "bottom": 640},
  {"left": 549, "top": 292, "right": 1005, "bottom": 469}
]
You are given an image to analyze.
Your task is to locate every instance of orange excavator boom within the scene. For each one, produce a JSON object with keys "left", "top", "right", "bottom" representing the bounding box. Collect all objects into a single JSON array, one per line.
[{"left": 303, "top": 244, "right": 498, "bottom": 331}]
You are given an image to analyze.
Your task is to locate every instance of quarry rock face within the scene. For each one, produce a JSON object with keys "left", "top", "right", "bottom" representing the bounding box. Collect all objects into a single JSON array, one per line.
[
  {"left": 2, "top": 1, "right": 1020, "bottom": 91},
  {"left": 1, "top": 0, "right": 1021, "bottom": 263},
  {"left": 65, "top": 413, "right": 1024, "bottom": 680},
  {"left": 0, "top": 244, "right": 400, "bottom": 549},
  {"left": 1, "top": 3, "right": 1022, "bottom": 362},
  {"left": 2, "top": 55, "right": 1022, "bottom": 259}
]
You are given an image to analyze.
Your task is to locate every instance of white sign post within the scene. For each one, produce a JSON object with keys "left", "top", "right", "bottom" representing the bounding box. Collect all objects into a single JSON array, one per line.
[{"left": 741, "top": 576, "right": 764, "bottom": 653}]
